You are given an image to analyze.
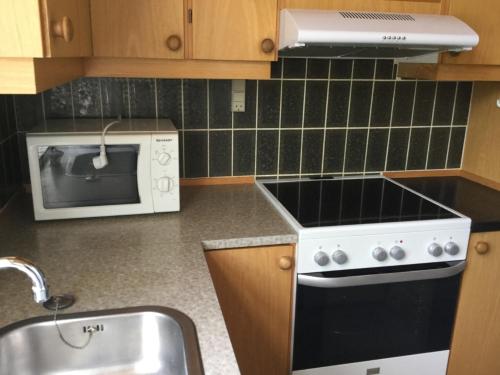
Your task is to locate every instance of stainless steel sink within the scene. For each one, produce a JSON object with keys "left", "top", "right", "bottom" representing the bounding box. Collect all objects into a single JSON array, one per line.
[{"left": 0, "top": 306, "right": 204, "bottom": 375}]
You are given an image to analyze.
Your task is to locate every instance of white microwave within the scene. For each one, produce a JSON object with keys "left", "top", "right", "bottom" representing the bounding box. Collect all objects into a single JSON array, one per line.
[{"left": 26, "top": 119, "right": 180, "bottom": 221}]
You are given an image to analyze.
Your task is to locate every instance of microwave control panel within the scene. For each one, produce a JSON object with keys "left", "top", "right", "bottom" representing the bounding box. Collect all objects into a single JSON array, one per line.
[{"left": 151, "top": 133, "right": 180, "bottom": 212}]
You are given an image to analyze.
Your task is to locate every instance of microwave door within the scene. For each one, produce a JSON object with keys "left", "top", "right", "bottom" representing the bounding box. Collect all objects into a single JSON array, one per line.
[{"left": 38, "top": 144, "right": 141, "bottom": 209}]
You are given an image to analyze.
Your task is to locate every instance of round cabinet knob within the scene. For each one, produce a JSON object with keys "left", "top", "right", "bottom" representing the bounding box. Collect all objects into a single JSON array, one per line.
[
  {"left": 332, "top": 250, "right": 348, "bottom": 265},
  {"left": 52, "top": 16, "right": 74, "bottom": 43},
  {"left": 314, "top": 251, "right": 330, "bottom": 266},
  {"left": 279, "top": 256, "right": 293, "bottom": 270},
  {"left": 444, "top": 242, "right": 460, "bottom": 256},
  {"left": 166, "top": 35, "right": 182, "bottom": 51},
  {"left": 390, "top": 246, "right": 406, "bottom": 260},
  {"left": 157, "top": 152, "right": 171, "bottom": 166},
  {"left": 428, "top": 243, "right": 443, "bottom": 257},
  {"left": 372, "top": 247, "right": 388, "bottom": 262},
  {"left": 261, "top": 38, "right": 275, "bottom": 54},
  {"left": 475, "top": 241, "right": 490, "bottom": 255},
  {"left": 156, "top": 177, "right": 173, "bottom": 192}
]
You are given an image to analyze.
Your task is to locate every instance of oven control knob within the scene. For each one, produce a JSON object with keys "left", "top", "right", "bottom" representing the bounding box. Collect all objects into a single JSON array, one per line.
[
  {"left": 390, "top": 246, "right": 406, "bottom": 260},
  {"left": 332, "top": 250, "right": 348, "bottom": 265},
  {"left": 444, "top": 242, "right": 460, "bottom": 256},
  {"left": 428, "top": 243, "right": 443, "bottom": 257},
  {"left": 372, "top": 247, "right": 388, "bottom": 261},
  {"left": 156, "top": 177, "right": 173, "bottom": 192},
  {"left": 157, "top": 152, "right": 172, "bottom": 166},
  {"left": 314, "top": 251, "right": 330, "bottom": 266}
]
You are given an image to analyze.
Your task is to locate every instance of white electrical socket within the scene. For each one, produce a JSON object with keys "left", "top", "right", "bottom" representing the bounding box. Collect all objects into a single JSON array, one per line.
[{"left": 231, "top": 80, "right": 246, "bottom": 112}]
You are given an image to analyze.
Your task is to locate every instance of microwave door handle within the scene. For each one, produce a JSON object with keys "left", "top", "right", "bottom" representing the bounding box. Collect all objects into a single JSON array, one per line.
[{"left": 297, "top": 261, "right": 466, "bottom": 288}]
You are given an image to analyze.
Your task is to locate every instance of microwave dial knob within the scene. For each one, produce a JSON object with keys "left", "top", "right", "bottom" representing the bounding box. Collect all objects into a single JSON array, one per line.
[
  {"left": 157, "top": 152, "right": 172, "bottom": 166},
  {"left": 314, "top": 251, "right": 330, "bottom": 266},
  {"left": 332, "top": 250, "right": 348, "bottom": 265},
  {"left": 390, "top": 246, "right": 406, "bottom": 260},
  {"left": 156, "top": 177, "right": 173, "bottom": 192},
  {"left": 428, "top": 243, "right": 443, "bottom": 257},
  {"left": 372, "top": 247, "right": 388, "bottom": 261},
  {"left": 444, "top": 242, "right": 460, "bottom": 256}
]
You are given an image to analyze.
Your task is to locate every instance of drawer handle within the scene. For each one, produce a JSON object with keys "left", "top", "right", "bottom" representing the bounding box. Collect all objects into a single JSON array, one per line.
[
  {"left": 279, "top": 256, "right": 293, "bottom": 270},
  {"left": 261, "top": 38, "right": 275, "bottom": 54},
  {"left": 166, "top": 35, "right": 182, "bottom": 51},
  {"left": 52, "top": 16, "right": 74, "bottom": 43},
  {"left": 475, "top": 241, "right": 490, "bottom": 255}
]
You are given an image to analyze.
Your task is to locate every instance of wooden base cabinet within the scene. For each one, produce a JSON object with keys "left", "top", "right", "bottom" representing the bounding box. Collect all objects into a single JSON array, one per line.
[
  {"left": 448, "top": 231, "right": 500, "bottom": 375},
  {"left": 205, "top": 245, "right": 295, "bottom": 375}
]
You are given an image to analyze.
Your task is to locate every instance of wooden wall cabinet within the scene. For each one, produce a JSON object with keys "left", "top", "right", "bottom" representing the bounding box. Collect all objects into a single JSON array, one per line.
[
  {"left": 205, "top": 245, "right": 295, "bottom": 375},
  {"left": 448, "top": 231, "right": 500, "bottom": 374}
]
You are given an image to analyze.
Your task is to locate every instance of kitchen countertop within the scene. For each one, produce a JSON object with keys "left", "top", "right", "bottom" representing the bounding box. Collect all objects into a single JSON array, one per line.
[
  {"left": 394, "top": 176, "right": 500, "bottom": 233},
  {"left": 0, "top": 184, "right": 297, "bottom": 375}
]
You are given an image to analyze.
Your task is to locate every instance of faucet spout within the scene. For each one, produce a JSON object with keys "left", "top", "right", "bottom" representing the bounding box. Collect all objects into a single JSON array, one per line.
[{"left": 0, "top": 257, "right": 49, "bottom": 303}]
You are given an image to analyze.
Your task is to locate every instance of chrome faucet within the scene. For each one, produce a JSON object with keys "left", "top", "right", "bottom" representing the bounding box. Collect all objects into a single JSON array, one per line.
[{"left": 0, "top": 257, "right": 49, "bottom": 303}]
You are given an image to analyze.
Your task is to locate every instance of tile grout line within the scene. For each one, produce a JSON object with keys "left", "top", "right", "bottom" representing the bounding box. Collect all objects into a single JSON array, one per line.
[
  {"left": 254, "top": 79, "right": 260, "bottom": 175},
  {"left": 98, "top": 78, "right": 105, "bottom": 127},
  {"left": 126, "top": 78, "right": 132, "bottom": 119},
  {"left": 320, "top": 60, "right": 332, "bottom": 176},
  {"left": 298, "top": 58, "right": 308, "bottom": 177},
  {"left": 341, "top": 61, "right": 355, "bottom": 176},
  {"left": 404, "top": 80, "right": 419, "bottom": 170},
  {"left": 444, "top": 81, "right": 459, "bottom": 168},
  {"left": 181, "top": 125, "right": 465, "bottom": 132},
  {"left": 276, "top": 59, "right": 285, "bottom": 178},
  {"left": 231, "top": 106, "right": 234, "bottom": 177},
  {"left": 206, "top": 79, "right": 210, "bottom": 177},
  {"left": 40, "top": 92, "right": 47, "bottom": 130},
  {"left": 362, "top": 60, "right": 377, "bottom": 175},
  {"left": 181, "top": 79, "right": 186, "bottom": 178},
  {"left": 459, "top": 82, "right": 474, "bottom": 169},
  {"left": 424, "top": 82, "right": 440, "bottom": 169},
  {"left": 69, "top": 81, "right": 76, "bottom": 120},
  {"left": 153, "top": 78, "right": 159, "bottom": 120},
  {"left": 383, "top": 64, "right": 398, "bottom": 171}
]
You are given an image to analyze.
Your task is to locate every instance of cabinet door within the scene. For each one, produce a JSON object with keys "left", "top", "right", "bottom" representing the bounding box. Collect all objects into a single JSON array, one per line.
[
  {"left": 91, "top": 0, "right": 185, "bottom": 58},
  {"left": 41, "top": 0, "right": 92, "bottom": 57},
  {"left": 448, "top": 231, "right": 500, "bottom": 375},
  {"left": 441, "top": 0, "right": 500, "bottom": 65},
  {"left": 205, "top": 245, "right": 294, "bottom": 375},
  {"left": 279, "top": 0, "right": 443, "bottom": 14},
  {"left": 191, "top": 0, "right": 278, "bottom": 61}
]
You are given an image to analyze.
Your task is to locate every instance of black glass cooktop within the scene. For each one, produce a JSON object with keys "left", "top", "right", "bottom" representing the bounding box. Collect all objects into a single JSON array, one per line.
[{"left": 263, "top": 178, "right": 459, "bottom": 228}]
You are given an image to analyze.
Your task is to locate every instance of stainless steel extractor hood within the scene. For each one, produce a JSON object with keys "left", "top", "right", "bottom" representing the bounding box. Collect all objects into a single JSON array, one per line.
[{"left": 279, "top": 9, "right": 479, "bottom": 58}]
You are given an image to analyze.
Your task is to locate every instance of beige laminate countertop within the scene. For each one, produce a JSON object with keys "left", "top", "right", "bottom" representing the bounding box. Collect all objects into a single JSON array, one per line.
[{"left": 0, "top": 184, "right": 297, "bottom": 375}]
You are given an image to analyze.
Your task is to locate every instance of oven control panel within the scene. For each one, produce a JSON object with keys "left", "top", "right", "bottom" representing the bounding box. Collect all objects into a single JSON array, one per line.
[{"left": 299, "top": 229, "right": 470, "bottom": 273}]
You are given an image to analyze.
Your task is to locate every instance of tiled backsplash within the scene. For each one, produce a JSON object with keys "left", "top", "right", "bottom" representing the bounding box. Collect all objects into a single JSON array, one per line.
[
  {"left": 13, "top": 58, "right": 472, "bottom": 185},
  {"left": 0, "top": 95, "right": 20, "bottom": 208}
]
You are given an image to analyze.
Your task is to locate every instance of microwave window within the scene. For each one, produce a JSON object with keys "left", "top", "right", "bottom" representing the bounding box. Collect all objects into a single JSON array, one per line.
[{"left": 38, "top": 144, "right": 141, "bottom": 209}]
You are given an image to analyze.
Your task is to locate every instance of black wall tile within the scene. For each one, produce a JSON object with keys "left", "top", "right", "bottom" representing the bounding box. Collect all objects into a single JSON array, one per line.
[
  {"left": 412, "top": 81, "right": 436, "bottom": 126},
  {"left": 234, "top": 80, "right": 257, "bottom": 129},
  {"left": 183, "top": 80, "right": 207, "bottom": 129},
  {"left": 100, "top": 78, "right": 130, "bottom": 119},
  {"left": 307, "top": 59, "right": 330, "bottom": 79},
  {"left": 349, "top": 82, "right": 372, "bottom": 127},
  {"left": 304, "top": 81, "right": 328, "bottom": 127},
  {"left": 128, "top": 78, "right": 156, "bottom": 118},
  {"left": 14, "top": 94, "right": 44, "bottom": 132},
  {"left": 365, "top": 129, "right": 389, "bottom": 172},
  {"left": 392, "top": 81, "right": 415, "bottom": 126},
  {"left": 407, "top": 128, "right": 431, "bottom": 170},
  {"left": 447, "top": 127, "right": 466, "bottom": 168},
  {"left": 331, "top": 59, "right": 353, "bottom": 79},
  {"left": 157, "top": 79, "right": 182, "bottom": 127},
  {"left": 281, "top": 81, "right": 304, "bottom": 128},
  {"left": 302, "top": 130, "right": 324, "bottom": 174},
  {"left": 209, "top": 131, "right": 232, "bottom": 176},
  {"left": 257, "top": 130, "right": 279, "bottom": 175},
  {"left": 283, "top": 58, "right": 306, "bottom": 78},
  {"left": 327, "top": 82, "right": 350, "bottom": 127},
  {"left": 375, "top": 60, "right": 394, "bottom": 79},
  {"left": 184, "top": 131, "right": 208, "bottom": 177},
  {"left": 427, "top": 127, "right": 450, "bottom": 169},
  {"left": 386, "top": 128, "right": 409, "bottom": 171},
  {"left": 370, "top": 81, "right": 394, "bottom": 127},
  {"left": 209, "top": 80, "right": 232, "bottom": 129},
  {"left": 279, "top": 130, "right": 301, "bottom": 174},
  {"left": 233, "top": 130, "right": 256, "bottom": 175},
  {"left": 258, "top": 80, "right": 280, "bottom": 128},
  {"left": 453, "top": 82, "right": 472, "bottom": 125},
  {"left": 72, "top": 78, "right": 102, "bottom": 118},
  {"left": 43, "top": 83, "right": 73, "bottom": 118},
  {"left": 324, "top": 129, "right": 346, "bottom": 173},
  {"left": 353, "top": 60, "right": 375, "bottom": 79},
  {"left": 345, "top": 129, "right": 367, "bottom": 172},
  {"left": 271, "top": 59, "right": 283, "bottom": 79},
  {"left": 433, "top": 82, "right": 456, "bottom": 125},
  {"left": 0, "top": 97, "right": 7, "bottom": 140}
]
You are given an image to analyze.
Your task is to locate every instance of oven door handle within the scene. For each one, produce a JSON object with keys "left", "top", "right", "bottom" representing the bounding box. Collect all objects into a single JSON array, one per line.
[{"left": 297, "top": 261, "right": 466, "bottom": 288}]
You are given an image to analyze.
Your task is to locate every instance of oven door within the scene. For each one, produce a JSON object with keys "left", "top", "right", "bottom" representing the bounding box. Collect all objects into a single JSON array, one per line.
[
  {"left": 27, "top": 134, "right": 154, "bottom": 220},
  {"left": 293, "top": 261, "right": 465, "bottom": 375}
]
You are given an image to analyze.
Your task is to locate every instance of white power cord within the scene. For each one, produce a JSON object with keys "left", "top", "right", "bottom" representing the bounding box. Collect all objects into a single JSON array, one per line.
[{"left": 92, "top": 118, "right": 121, "bottom": 170}]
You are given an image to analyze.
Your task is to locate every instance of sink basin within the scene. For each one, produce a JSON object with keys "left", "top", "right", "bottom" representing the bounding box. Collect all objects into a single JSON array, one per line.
[{"left": 0, "top": 306, "right": 204, "bottom": 375}]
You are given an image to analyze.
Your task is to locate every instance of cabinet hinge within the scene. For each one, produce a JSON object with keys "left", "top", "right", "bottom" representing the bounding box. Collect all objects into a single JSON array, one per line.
[{"left": 188, "top": 9, "right": 193, "bottom": 23}]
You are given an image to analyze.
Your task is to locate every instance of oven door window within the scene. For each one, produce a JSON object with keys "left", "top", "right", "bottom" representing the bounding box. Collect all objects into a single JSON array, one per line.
[
  {"left": 293, "top": 265, "right": 461, "bottom": 371},
  {"left": 38, "top": 144, "right": 140, "bottom": 208}
]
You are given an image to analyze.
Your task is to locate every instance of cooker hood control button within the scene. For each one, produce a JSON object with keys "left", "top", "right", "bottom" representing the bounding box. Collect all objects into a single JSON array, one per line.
[
  {"left": 428, "top": 243, "right": 443, "bottom": 257},
  {"left": 332, "top": 250, "right": 348, "bottom": 265},
  {"left": 372, "top": 247, "right": 388, "bottom": 261},
  {"left": 157, "top": 152, "right": 171, "bottom": 166},
  {"left": 390, "top": 246, "right": 406, "bottom": 260},
  {"left": 314, "top": 251, "right": 330, "bottom": 266},
  {"left": 444, "top": 242, "right": 460, "bottom": 256}
]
